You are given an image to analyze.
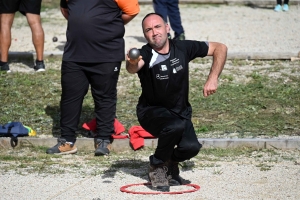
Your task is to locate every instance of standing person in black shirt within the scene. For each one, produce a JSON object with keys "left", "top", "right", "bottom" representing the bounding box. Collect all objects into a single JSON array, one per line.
[
  {"left": 126, "top": 13, "right": 227, "bottom": 191},
  {"left": 46, "top": 0, "right": 140, "bottom": 156}
]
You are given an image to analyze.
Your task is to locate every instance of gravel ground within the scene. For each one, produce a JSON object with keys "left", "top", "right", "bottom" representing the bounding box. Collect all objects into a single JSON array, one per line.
[
  {"left": 2, "top": 4, "right": 300, "bottom": 200},
  {"left": 0, "top": 149, "right": 300, "bottom": 200},
  {"left": 8, "top": 4, "right": 300, "bottom": 55}
]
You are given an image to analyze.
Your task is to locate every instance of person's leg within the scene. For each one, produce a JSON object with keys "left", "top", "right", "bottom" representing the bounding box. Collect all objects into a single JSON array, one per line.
[
  {"left": 166, "top": 119, "right": 201, "bottom": 185},
  {"left": 153, "top": 0, "right": 171, "bottom": 38},
  {"left": 138, "top": 107, "right": 185, "bottom": 163},
  {"left": 274, "top": 0, "right": 283, "bottom": 11},
  {"left": 60, "top": 61, "right": 90, "bottom": 143},
  {"left": 0, "top": 0, "right": 18, "bottom": 68},
  {"left": 283, "top": 0, "right": 289, "bottom": 11},
  {"left": 153, "top": 0, "right": 168, "bottom": 23},
  {"left": 20, "top": 0, "right": 45, "bottom": 71},
  {"left": 25, "top": 13, "right": 44, "bottom": 62},
  {"left": 166, "top": 0, "right": 184, "bottom": 39},
  {"left": 138, "top": 106, "right": 184, "bottom": 191},
  {"left": 46, "top": 61, "right": 88, "bottom": 154},
  {"left": 0, "top": 14, "right": 1, "bottom": 57},
  {"left": 0, "top": 13, "right": 14, "bottom": 63},
  {"left": 172, "top": 119, "right": 202, "bottom": 162},
  {"left": 88, "top": 62, "right": 121, "bottom": 155}
]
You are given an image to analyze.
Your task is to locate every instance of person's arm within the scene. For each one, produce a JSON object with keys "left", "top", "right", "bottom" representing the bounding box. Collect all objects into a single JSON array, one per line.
[
  {"left": 121, "top": 13, "right": 138, "bottom": 25},
  {"left": 203, "top": 42, "right": 228, "bottom": 97},
  {"left": 60, "top": 8, "right": 68, "bottom": 20},
  {"left": 60, "top": 0, "right": 68, "bottom": 20},
  {"left": 115, "top": 0, "right": 140, "bottom": 25},
  {"left": 126, "top": 48, "right": 144, "bottom": 74}
]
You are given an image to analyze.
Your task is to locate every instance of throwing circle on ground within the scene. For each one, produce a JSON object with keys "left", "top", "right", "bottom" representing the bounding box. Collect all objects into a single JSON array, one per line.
[{"left": 120, "top": 182, "right": 200, "bottom": 195}]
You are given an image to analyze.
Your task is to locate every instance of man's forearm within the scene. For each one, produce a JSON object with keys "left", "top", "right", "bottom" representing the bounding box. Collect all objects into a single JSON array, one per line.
[{"left": 208, "top": 43, "right": 227, "bottom": 80}]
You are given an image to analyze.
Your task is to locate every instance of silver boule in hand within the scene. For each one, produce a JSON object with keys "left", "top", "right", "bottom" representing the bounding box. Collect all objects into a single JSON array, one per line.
[{"left": 128, "top": 48, "right": 140, "bottom": 59}]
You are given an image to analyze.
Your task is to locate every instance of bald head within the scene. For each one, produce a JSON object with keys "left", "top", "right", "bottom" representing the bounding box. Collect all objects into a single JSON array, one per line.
[
  {"left": 141, "top": 13, "right": 170, "bottom": 52},
  {"left": 142, "top": 13, "right": 165, "bottom": 26}
]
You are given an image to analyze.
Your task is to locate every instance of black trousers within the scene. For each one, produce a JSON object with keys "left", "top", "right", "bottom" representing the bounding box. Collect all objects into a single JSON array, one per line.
[
  {"left": 138, "top": 106, "right": 202, "bottom": 163},
  {"left": 276, "top": 0, "right": 289, "bottom": 4},
  {"left": 60, "top": 61, "right": 121, "bottom": 143}
]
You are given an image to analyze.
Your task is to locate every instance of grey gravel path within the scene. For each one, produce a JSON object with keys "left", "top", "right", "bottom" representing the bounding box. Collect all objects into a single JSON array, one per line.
[
  {"left": 8, "top": 4, "right": 300, "bottom": 55},
  {"left": 1, "top": 156, "right": 299, "bottom": 200}
]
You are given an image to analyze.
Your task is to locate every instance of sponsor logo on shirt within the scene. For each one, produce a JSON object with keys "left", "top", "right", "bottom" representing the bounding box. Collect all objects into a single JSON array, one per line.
[
  {"left": 114, "top": 67, "right": 118, "bottom": 71},
  {"left": 156, "top": 74, "right": 169, "bottom": 80},
  {"left": 175, "top": 65, "right": 183, "bottom": 72},
  {"left": 170, "top": 58, "right": 180, "bottom": 66},
  {"left": 160, "top": 65, "right": 167, "bottom": 71}
]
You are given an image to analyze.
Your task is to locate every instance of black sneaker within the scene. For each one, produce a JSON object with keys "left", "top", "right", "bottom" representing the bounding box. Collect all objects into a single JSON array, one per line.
[
  {"left": 46, "top": 138, "right": 77, "bottom": 154},
  {"left": 94, "top": 138, "right": 111, "bottom": 156},
  {"left": 167, "top": 160, "right": 190, "bottom": 185},
  {"left": 0, "top": 63, "right": 11, "bottom": 73},
  {"left": 34, "top": 60, "right": 46, "bottom": 72}
]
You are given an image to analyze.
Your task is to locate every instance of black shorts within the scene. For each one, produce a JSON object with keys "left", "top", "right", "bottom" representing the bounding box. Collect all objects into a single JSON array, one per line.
[{"left": 0, "top": 0, "right": 42, "bottom": 15}]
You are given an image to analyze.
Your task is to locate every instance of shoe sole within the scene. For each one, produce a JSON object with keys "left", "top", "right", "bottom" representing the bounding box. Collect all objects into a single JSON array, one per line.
[
  {"left": 53, "top": 148, "right": 78, "bottom": 155},
  {"left": 35, "top": 69, "right": 46, "bottom": 72},
  {"left": 151, "top": 185, "right": 170, "bottom": 192},
  {"left": 94, "top": 150, "right": 109, "bottom": 156},
  {"left": 1, "top": 70, "right": 11, "bottom": 73}
]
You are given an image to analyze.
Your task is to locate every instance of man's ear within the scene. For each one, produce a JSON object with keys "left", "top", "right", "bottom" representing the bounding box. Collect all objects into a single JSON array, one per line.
[{"left": 166, "top": 23, "right": 170, "bottom": 33}]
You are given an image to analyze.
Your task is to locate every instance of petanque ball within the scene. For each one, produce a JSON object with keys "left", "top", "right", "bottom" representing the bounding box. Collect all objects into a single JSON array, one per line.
[
  {"left": 128, "top": 48, "right": 140, "bottom": 59},
  {"left": 52, "top": 36, "right": 58, "bottom": 42}
]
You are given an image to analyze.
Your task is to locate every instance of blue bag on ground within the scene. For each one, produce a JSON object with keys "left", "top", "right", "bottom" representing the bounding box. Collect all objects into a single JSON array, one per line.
[{"left": 0, "top": 122, "right": 29, "bottom": 138}]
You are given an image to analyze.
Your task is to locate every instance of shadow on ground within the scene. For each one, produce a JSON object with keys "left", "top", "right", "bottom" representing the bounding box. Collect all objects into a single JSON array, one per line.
[
  {"left": 45, "top": 105, "right": 95, "bottom": 138},
  {"left": 100, "top": 159, "right": 196, "bottom": 183}
]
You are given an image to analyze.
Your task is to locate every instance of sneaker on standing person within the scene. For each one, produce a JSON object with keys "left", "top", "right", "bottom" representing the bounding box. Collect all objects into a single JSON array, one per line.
[
  {"left": 94, "top": 138, "right": 111, "bottom": 156},
  {"left": 274, "top": 0, "right": 290, "bottom": 12},
  {"left": 46, "top": 138, "right": 77, "bottom": 154},
  {"left": 282, "top": 4, "right": 289, "bottom": 11},
  {"left": 274, "top": 4, "right": 282, "bottom": 11},
  {"left": 0, "top": 62, "right": 11, "bottom": 73},
  {"left": 34, "top": 60, "right": 46, "bottom": 72}
]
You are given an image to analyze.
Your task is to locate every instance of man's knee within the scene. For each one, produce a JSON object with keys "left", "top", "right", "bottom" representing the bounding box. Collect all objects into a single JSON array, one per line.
[
  {"left": 26, "top": 13, "right": 42, "bottom": 27},
  {"left": 182, "top": 140, "right": 202, "bottom": 158},
  {"left": 172, "top": 141, "right": 202, "bottom": 162},
  {"left": 161, "top": 119, "right": 185, "bottom": 137},
  {"left": 189, "top": 141, "right": 202, "bottom": 157}
]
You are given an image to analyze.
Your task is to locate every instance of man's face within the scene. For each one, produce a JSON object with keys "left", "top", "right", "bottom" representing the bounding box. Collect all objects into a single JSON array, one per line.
[{"left": 142, "top": 14, "right": 169, "bottom": 50}]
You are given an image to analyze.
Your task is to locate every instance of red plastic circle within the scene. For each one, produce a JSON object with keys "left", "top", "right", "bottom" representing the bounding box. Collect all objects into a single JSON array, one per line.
[{"left": 120, "top": 182, "right": 200, "bottom": 195}]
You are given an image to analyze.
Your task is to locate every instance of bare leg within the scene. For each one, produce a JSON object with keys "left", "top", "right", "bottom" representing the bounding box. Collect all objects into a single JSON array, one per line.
[
  {"left": 26, "top": 13, "right": 44, "bottom": 61},
  {"left": 0, "top": 13, "right": 15, "bottom": 62},
  {"left": 0, "top": 14, "right": 1, "bottom": 57}
]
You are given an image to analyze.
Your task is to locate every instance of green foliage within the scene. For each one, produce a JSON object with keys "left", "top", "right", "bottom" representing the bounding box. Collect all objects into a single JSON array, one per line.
[
  {"left": 189, "top": 62, "right": 300, "bottom": 138},
  {"left": 1, "top": 60, "right": 299, "bottom": 139}
]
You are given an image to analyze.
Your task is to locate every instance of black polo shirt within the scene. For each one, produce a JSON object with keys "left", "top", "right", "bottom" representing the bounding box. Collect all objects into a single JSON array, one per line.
[
  {"left": 137, "top": 40, "right": 209, "bottom": 119},
  {"left": 60, "top": 0, "right": 125, "bottom": 62}
]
